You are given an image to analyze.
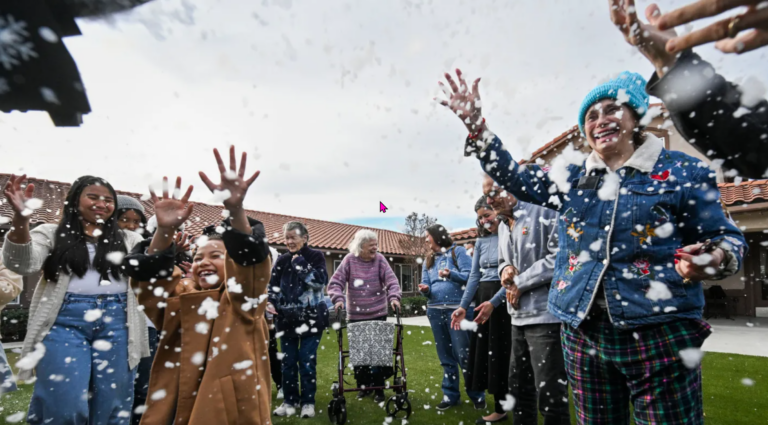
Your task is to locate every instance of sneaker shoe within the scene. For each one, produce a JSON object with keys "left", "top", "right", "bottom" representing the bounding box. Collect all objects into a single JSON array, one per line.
[
  {"left": 436, "top": 400, "right": 456, "bottom": 411},
  {"left": 357, "top": 390, "right": 372, "bottom": 400},
  {"left": 273, "top": 403, "right": 295, "bottom": 416},
  {"left": 474, "top": 399, "right": 487, "bottom": 410},
  {"left": 374, "top": 390, "right": 386, "bottom": 403},
  {"left": 300, "top": 404, "right": 315, "bottom": 418},
  {"left": 276, "top": 389, "right": 284, "bottom": 400}
]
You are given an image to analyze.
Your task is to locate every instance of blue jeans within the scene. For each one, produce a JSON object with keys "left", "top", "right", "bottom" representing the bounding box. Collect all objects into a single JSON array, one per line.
[
  {"left": 280, "top": 333, "right": 322, "bottom": 407},
  {"left": 132, "top": 326, "right": 158, "bottom": 425},
  {"left": 28, "top": 293, "right": 136, "bottom": 425},
  {"left": 426, "top": 307, "right": 485, "bottom": 405},
  {"left": 0, "top": 340, "right": 17, "bottom": 395}
]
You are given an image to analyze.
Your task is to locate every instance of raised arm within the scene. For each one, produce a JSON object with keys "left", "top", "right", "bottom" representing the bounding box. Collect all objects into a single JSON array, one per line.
[{"left": 437, "top": 70, "right": 568, "bottom": 210}]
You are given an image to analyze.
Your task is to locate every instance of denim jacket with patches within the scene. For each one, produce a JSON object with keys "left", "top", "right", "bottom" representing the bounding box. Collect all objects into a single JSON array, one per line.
[{"left": 475, "top": 134, "right": 746, "bottom": 329}]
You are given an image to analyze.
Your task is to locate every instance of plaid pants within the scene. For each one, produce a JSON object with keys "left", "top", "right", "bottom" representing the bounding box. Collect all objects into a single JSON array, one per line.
[{"left": 561, "top": 308, "right": 711, "bottom": 425}]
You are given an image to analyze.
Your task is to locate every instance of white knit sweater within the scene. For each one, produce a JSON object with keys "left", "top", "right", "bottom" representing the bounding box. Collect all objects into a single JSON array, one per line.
[{"left": 1, "top": 224, "right": 149, "bottom": 381}]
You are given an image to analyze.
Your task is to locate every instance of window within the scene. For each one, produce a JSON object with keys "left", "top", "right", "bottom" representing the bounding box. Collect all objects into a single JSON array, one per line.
[
  {"left": 396, "top": 264, "right": 413, "bottom": 293},
  {"left": 333, "top": 260, "right": 342, "bottom": 273},
  {"left": 7, "top": 294, "right": 20, "bottom": 305}
]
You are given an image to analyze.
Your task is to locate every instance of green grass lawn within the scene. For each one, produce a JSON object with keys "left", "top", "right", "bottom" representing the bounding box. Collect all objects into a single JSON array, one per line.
[{"left": 1, "top": 326, "right": 766, "bottom": 424}]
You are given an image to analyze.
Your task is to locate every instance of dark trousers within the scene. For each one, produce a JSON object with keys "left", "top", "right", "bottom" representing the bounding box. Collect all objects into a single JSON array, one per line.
[
  {"left": 508, "top": 323, "right": 570, "bottom": 425},
  {"left": 349, "top": 315, "right": 390, "bottom": 391},
  {"left": 132, "top": 326, "right": 159, "bottom": 425},
  {"left": 269, "top": 325, "right": 282, "bottom": 391}
]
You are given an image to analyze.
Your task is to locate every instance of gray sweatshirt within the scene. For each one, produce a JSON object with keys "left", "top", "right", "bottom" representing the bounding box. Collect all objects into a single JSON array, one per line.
[{"left": 497, "top": 201, "right": 560, "bottom": 326}]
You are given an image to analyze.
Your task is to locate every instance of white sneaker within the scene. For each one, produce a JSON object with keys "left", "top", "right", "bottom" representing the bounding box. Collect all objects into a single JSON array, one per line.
[
  {"left": 273, "top": 403, "right": 295, "bottom": 417},
  {"left": 300, "top": 404, "right": 315, "bottom": 418},
  {"left": 276, "top": 389, "right": 284, "bottom": 400}
]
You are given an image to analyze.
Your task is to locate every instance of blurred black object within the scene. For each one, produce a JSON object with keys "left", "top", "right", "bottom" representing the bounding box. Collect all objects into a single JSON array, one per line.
[{"left": 0, "top": 0, "right": 153, "bottom": 126}]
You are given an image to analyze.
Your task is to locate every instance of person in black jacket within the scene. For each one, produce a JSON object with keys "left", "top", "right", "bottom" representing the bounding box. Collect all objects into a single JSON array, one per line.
[{"left": 609, "top": 1, "right": 768, "bottom": 179}]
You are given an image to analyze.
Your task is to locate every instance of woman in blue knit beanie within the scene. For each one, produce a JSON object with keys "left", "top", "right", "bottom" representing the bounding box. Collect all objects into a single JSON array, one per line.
[{"left": 439, "top": 68, "right": 746, "bottom": 425}]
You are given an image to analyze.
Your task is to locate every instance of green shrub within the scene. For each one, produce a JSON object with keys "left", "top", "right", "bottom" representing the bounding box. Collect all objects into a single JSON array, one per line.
[
  {"left": 1, "top": 308, "right": 28, "bottom": 342},
  {"left": 389, "top": 295, "right": 427, "bottom": 318}
]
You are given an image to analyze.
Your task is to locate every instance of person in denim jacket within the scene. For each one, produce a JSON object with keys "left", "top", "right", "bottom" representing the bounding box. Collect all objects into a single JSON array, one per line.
[
  {"left": 418, "top": 224, "right": 486, "bottom": 411},
  {"left": 438, "top": 69, "right": 746, "bottom": 425}
]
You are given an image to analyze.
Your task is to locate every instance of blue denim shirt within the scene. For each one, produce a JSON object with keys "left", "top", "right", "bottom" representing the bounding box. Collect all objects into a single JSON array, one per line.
[
  {"left": 421, "top": 245, "right": 472, "bottom": 306},
  {"left": 459, "top": 235, "right": 502, "bottom": 310},
  {"left": 478, "top": 134, "right": 746, "bottom": 329}
]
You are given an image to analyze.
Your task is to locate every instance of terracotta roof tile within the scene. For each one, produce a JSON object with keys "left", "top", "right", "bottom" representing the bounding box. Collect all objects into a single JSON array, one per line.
[
  {"left": 450, "top": 228, "right": 478, "bottom": 243},
  {"left": 719, "top": 179, "right": 768, "bottom": 205},
  {"left": 0, "top": 174, "right": 413, "bottom": 256}
]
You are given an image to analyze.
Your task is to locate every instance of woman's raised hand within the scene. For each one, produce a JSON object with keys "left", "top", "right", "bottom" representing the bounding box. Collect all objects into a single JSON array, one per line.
[
  {"left": 437, "top": 69, "right": 485, "bottom": 134},
  {"left": 3, "top": 174, "right": 35, "bottom": 217},
  {"left": 199, "top": 146, "right": 260, "bottom": 212},
  {"left": 150, "top": 177, "right": 194, "bottom": 231},
  {"left": 609, "top": 1, "right": 679, "bottom": 77}
]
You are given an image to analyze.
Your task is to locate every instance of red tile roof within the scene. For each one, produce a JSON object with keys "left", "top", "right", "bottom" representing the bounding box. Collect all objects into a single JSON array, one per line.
[
  {"left": 450, "top": 228, "right": 478, "bottom": 243},
  {"left": 719, "top": 180, "right": 768, "bottom": 206},
  {"left": 0, "top": 174, "right": 414, "bottom": 256}
]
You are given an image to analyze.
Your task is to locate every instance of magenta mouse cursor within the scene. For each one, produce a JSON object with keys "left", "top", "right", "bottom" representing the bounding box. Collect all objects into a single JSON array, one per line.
[{"left": 379, "top": 202, "right": 388, "bottom": 213}]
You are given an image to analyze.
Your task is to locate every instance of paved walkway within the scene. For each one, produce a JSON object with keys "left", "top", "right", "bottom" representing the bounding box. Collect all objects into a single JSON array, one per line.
[{"left": 389, "top": 315, "right": 768, "bottom": 358}]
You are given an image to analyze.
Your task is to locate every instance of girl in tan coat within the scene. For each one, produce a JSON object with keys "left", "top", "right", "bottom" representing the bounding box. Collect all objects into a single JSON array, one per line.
[{"left": 126, "top": 147, "right": 272, "bottom": 425}]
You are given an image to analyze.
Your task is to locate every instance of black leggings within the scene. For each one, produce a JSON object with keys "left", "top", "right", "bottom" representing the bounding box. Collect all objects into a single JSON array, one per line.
[{"left": 269, "top": 324, "right": 282, "bottom": 390}]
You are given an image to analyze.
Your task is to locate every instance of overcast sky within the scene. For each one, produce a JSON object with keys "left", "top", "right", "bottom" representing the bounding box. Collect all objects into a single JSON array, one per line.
[{"left": 1, "top": 0, "right": 765, "bottom": 233}]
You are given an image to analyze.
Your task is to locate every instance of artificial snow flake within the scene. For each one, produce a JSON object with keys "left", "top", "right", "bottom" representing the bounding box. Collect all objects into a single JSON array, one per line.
[
  {"left": 150, "top": 389, "right": 167, "bottom": 401},
  {"left": 654, "top": 222, "right": 674, "bottom": 239},
  {"left": 84, "top": 309, "right": 103, "bottom": 322},
  {"left": 295, "top": 324, "right": 309, "bottom": 335},
  {"left": 93, "top": 340, "right": 113, "bottom": 351},
  {"left": 191, "top": 352, "right": 205, "bottom": 365},
  {"left": 106, "top": 251, "right": 125, "bottom": 265},
  {"left": 38, "top": 26, "right": 58, "bottom": 43},
  {"left": 331, "top": 322, "right": 342, "bottom": 331},
  {"left": 40, "top": 87, "right": 60, "bottom": 104},
  {"left": 0, "top": 15, "right": 37, "bottom": 70},
  {"left": 646, "top": 281, "right": 672, "bottom": 301},
  {"left": 24, "top": 198, "right": 43, "bottom": 210},
  {"left": 5, "top": 412, "right": 25, "bottom": 423},
  {"left": 195, "top": 322, "right": 210, "bottom": 334},
  {"left": 422, "top": 341, "right": 432, "bottom": 345},
  {"left": 500, "top": 394, "right": 516, "bottom": 411},
  {"left": 459, "top": 320, "right": 478, "bottom": 332},
  {"left": 232, "top": 360, "right": 253, "bottom": 370},
  {"left": 227, "top": 277, "right": 243, "bottom": 294},
  {"left": 204, "top": 274, "right": 220, "bottom": 285},
  {"left": 738, "top": 76, "right": 766, "bottom": 108},
  {"left": 679, "top": 347, "right": 704, "bottom": 369},
  {"left": 197, "top": 297, "right": 220, "bottom": 320},
  {"left": 353, "top": 279, "right": 365, "bottom": 287},
  {"left": 15, "top": 342, "right": 45, "bottom": 371},
  {"left": 741, "top": 378, "right": 755, "bottom": 386},
  {"left": 210, "top": 189, "right": 232, "bottom": 204},
  {"left": 597, "top": 172, "right": 620, "bottom": 201}
]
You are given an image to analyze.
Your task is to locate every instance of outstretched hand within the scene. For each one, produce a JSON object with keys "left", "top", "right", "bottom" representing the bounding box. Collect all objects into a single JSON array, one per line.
[
  {"left": 3, "top": 174, "right": 35, "bottom": 217},
  {"left": 437, "top": 69, "right": 485, "bottom": 134},
  {"left": 656, "top": 0, "right": 768, "bottom": 55},
  {"left": 609, "top": 1, "right": 679, "bottom": 77},
  {"left": 199, "top": 146, "right": 260, "bottom": 212},
  {"left": 150, "top": 177, "right": 194, "bottom": 231}
]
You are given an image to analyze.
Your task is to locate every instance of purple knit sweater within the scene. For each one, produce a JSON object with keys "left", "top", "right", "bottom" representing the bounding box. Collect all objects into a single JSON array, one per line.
[{"left": 328, "top": 253, "right": 402, "bottom": 321}]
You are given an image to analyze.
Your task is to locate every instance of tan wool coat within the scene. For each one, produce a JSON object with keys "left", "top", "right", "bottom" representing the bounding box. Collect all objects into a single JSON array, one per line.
[{"left": 136, "top": 254, "right": 272, "bottom": 425}]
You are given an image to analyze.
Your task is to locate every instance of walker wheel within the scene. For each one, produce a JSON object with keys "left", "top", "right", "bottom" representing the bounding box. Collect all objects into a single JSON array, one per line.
[
  {"left": 328, "top": 397, "right": 347, "bottom": 425},
  {"left": 385, "top": 394, "right": 412, "bottom": 419}
]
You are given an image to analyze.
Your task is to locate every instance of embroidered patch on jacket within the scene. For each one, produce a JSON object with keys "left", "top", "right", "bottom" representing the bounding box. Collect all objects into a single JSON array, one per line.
[
  {"left": 567, "top": 223, "right": 583, "bottom": 241},
  {"left": 560, "top": 207, "right": 575, "bottom": 224},
  {"left": 556, "top": 279, "right": 570, "bottom": 293},
  {"left": 630, "top": 258, "right": 653, "bottom": 279},
  {"left": 522, "top": 226, "right": 529, "bottom": 236},
  {"left": 651, "top": 205, "right": 669, "bottom": 222},
  {"left": 566, "top": 253, "right": 583, "bottom": 276},
  {"left": 650, "top": 169, "right": 671, "bottom": 181},
  {"left": 631, "top": 224, "right": 656, "bottom": 245}
]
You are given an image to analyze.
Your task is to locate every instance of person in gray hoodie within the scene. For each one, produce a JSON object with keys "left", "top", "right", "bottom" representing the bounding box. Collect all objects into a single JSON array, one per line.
[{"left": 482, "top": 174, "right": 570, "bottom": 425}]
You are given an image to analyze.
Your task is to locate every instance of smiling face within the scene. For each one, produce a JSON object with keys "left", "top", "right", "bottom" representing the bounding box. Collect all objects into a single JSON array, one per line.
[
  {"left": 476, "top": 206, "right": 499, "bottom": 234},
  {"left": 482, "top": 175, "right": 516, "bottom": 217},
  {"left": 117, "top": 210, "right": 143, "bottom": 232},
  {"left": 191, "top": 240, "right": 226, "bottom": 290},
  {"left": 583, "top": 99, "right": 638, "bottom": 158},
  {"left": 359, "top": 239, "right": 378, "bottom": 261},
  {"left": 425, "top": 233, "right": 441, "bottom": 253},
  {"left": 78, "top": 184, "right": 115, "bottom": 226},
  {"left": 284, "top": 230, "right": 307, "bottom": 253}
]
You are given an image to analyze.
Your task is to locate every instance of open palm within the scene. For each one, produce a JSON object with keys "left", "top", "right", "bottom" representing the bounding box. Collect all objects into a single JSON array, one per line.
[
  {"left": 610, "top": 1, "right": 679, "bottom": 76},
  {"left": 199, "top": 146, "right": 260, "bottom": 211},
  {"left": 438, "top": 69, "right": 483, "bottom": 133},
  {"left": 150, "top": 177, "right": 194, "bottom": 230},
  {"left": 3, "top": 174, "right": 35, "bottom": 215}
]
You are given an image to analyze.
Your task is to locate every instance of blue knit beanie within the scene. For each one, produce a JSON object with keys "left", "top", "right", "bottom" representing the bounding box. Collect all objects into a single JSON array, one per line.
[{"left": 578, "top": 71, "right": 649, "bottom": 135}]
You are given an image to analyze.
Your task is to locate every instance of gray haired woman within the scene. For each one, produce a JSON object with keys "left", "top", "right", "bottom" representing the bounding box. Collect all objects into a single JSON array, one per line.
[{"left": 328, "top": 229, "right": 402, "bottom": 403}]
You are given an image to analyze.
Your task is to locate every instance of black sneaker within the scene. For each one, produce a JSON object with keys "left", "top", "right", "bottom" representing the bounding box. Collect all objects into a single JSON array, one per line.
[
  {"left": 373, "top": 390, "right": 386, "bottom": 403},
  {"left": 356, "top": 390, "right": 372, "bottom": 400},
  {"left": 436, "top": 400, "right": 455, "bottom": 411},
  {"left": 474, "top": 399, "right": 487, "bottom": 410}
]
